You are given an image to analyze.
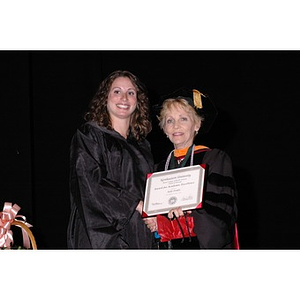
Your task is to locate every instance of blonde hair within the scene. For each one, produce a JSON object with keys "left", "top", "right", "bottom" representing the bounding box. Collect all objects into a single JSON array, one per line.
[{"left": 158, "top": 97, "right": 204, "bottom": 132}]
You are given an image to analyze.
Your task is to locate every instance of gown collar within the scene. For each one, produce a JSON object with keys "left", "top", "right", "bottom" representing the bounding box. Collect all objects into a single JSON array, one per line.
[{"left": 165, "top": 144, "right": 209, "bottom": 171}]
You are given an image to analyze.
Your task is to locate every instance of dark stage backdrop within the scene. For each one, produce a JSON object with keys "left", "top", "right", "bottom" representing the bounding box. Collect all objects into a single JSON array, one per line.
[{"left": 1, "top": 50, "right": 300, "bottom": 249}]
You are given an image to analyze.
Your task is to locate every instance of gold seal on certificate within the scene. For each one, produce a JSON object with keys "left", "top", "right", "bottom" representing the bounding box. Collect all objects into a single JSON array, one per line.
[{"left": 142, "top": 165, "right": 206, "bottom": 217}]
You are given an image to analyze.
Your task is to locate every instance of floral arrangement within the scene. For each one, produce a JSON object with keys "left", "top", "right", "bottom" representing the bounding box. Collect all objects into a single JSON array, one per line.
[{"left": 0, "top": 202, "right": 36, "bottom": 249}]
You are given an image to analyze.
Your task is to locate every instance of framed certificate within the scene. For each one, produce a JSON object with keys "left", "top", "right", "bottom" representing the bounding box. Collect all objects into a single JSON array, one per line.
[{"left": 142, "top": 165, "right": 206, "bottom": 217}]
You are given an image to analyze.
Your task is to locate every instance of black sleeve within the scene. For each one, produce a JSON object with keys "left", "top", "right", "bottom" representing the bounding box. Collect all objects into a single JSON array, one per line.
[{"left": 192, "top": 149, "right": 238, "bottom": 248}]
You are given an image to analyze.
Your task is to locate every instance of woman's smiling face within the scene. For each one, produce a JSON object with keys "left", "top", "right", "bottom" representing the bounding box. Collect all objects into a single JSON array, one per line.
[
  {"left": 163, "top": 103, "right": 200, "bottom": 149},
  {"left": 107, "top": 76, "right": 137, "bottom": 121}
]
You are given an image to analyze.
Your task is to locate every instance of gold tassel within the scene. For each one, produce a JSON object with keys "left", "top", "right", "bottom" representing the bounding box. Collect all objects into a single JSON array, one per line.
[{"left": 193, "top": 89, "right": 203, "bottom": 109}]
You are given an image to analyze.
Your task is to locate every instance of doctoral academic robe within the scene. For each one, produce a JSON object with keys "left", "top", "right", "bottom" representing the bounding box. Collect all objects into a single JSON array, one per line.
[
  {"left": 156, "top": 147, "right": 238, "bottom": 249},
  {"left": 67, "top": 121, "right": 155, "bottom": 249}
]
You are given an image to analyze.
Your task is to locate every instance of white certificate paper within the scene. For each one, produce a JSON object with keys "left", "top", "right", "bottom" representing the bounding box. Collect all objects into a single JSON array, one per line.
[{"left": 142, "top": 165, "right": 205, "bottom": 217}]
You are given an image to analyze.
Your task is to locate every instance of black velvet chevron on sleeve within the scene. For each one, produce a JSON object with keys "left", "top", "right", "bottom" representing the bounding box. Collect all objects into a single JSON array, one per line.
[{"left": 191, "top": 148, "right": 238, "bottom": 249}]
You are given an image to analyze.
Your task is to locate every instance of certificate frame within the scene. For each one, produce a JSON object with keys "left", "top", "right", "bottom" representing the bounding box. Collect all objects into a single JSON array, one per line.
[{"left": 142, "top": 164, "right": 206, "bottom": 217}]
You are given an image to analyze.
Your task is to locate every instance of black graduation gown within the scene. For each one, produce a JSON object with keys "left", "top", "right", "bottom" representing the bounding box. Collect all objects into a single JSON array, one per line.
[
  {"left": 67, "top": 121, "right": 155, "bottom": 249},
  {"left": 156, "top": 147, "right": 238, "bottom": 249}
]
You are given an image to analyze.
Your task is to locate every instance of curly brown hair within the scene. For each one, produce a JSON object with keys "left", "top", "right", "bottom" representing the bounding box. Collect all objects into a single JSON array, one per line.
[{"left": 84, "top": 70, "right": 152, "bottom": 141}]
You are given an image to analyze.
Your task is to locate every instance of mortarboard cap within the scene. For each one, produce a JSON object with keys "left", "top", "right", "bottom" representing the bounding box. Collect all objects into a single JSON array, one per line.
[{"left": 153, "top": 87, "right": 218, "bottom": 134}]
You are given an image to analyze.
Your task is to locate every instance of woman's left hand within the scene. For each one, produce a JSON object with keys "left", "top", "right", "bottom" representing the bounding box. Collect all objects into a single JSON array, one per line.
[
  {"left": 168, "top": 207, "right": 192, "bottom": 219},
  {"left": 167, "top": 207, "right": 185, "bottom": 219}
]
